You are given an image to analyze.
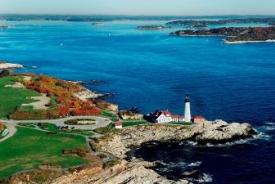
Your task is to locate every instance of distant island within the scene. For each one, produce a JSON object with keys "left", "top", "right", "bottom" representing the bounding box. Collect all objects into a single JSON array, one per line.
[
  {"left": 171, "top": 27, "right": 275, "bottom": 43},
  {"left": 166, "top": 17, "right": 275, "bottom": 27},
  {"left": 137, "top": 25, "right": 167, "bottom": 30}
]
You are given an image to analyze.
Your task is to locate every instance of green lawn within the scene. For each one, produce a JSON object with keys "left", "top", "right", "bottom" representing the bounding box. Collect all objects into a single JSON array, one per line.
[
  {"left": 101, "top": 110, "right": 119, "bottom": 121},
  {"left": 38, "top": 123, "right": 95, "bottom": 136},
  {"left": 38, "top": 123, "right": 59, "bottom": 132},
  {"left": 64, "top": 118, "right": 96, "bottom": 125},
  {"left": 0, "top": 127, "right": 88, "bottom": 180},
  {"left": 0, "top": 76, "right": 40, "bottom": 118},
  {"left": 122, "top": 120, "right": 149, "bottom": 127}
]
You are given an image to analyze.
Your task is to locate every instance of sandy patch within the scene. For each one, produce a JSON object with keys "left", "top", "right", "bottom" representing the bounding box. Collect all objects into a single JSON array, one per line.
[
  {"left": 22, "top": 94, "right": 51, "bottom": 110},
  {"left": 5, "top": 82, "right": 25, "bottom": 89},
  {"left": 23, "top": 76, "right": 32, "bottom": 82}
]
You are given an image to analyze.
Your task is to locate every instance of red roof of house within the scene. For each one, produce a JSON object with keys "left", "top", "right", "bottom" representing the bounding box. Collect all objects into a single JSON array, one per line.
[
  {"left": 193, "top": 116, "right": 205, "bottom": 120},
  {"left": 152, "top": 110, "right": 172, "bottom": 118},
  {"left": 162, "top": 111, "right": 172, "bottom": 116},
  {"left": 114, "top": 121, "right": 122, "bottom": 126}
]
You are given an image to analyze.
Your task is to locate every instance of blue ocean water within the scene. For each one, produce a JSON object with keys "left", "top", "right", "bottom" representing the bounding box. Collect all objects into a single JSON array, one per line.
[
  {"left": 1, "top": 19, "right": 275, "bottom": 123},
  {"left": 1, "top": 17, "right": 275, "bottom": 183},
  {"left": 132, "top": 130, "right": 275, "bottom": 184}
]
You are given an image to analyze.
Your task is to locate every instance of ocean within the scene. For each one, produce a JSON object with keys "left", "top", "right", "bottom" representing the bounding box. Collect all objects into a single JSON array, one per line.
[{"left": 1, "top": 16, "right": 275, "bottom": 183}]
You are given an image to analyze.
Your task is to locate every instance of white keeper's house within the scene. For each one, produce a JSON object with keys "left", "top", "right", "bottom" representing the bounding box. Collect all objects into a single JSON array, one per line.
[{"left": 144, "top": 95, "right": 192, "bottom": 123}]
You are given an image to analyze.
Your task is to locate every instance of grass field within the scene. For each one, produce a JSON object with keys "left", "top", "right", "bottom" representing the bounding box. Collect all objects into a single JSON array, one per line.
[
  {"left": 122, "top": 120, "right": 149, "bottom": 127},
  {"left": 0, "top": 127, "right": 88, "bottom": 180},
  {"left": 101, "top": 110, "right": 119, "bottom": 121},
  {"left": 19, "top": 123, "right": 95, "bottom": 137},
  {"left": 0, "top": 76, "right": 40, "bottom": 118}
]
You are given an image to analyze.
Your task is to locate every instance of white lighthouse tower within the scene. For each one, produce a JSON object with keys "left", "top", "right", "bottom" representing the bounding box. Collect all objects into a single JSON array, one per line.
[{"left": 184, "top": 95, "right": 192, "bottom": 122}]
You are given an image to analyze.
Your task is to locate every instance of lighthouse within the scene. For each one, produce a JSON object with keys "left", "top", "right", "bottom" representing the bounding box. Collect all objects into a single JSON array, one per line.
[{"left": 184, "top": 95, "right": 191, "bottom": 122}]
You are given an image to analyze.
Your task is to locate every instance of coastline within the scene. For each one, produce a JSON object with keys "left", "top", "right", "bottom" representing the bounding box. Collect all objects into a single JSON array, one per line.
[
  {"left": 83, "top": 120, "right": 257, "bottom": 184},
  {"left": 0, "top": 62, "right": 23, "bottom": 69},
  {"left": 92, "top": 120, "right": 256, "bottom": 159},
  {"left": 0, "top": 67, "right": 259, "bottom": 183},
  {"left": 171, "top": 34, "right": 224, "bottom": 37},
  {"left": 224, "top": 39, "right": 275, "bottom": 44}
]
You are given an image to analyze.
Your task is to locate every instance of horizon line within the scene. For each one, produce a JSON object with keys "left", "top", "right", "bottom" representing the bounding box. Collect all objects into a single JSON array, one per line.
[{"left": 1, "top": 13, "right": 275, "bottom": 17}]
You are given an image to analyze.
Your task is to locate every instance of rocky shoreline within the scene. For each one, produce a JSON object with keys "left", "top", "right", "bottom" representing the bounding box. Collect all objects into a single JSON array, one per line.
[
  {"left": 85, "top": 120, "right": 257, "bottom": 184},
  {"left": 92, "top": 120, "right": 256, "bottom": 158},
  {"left": 0, "top": 62, "right": 23, "bottom": 70},
  {"left": 171, "top": 27, "right": 275, "bottom": 43}
]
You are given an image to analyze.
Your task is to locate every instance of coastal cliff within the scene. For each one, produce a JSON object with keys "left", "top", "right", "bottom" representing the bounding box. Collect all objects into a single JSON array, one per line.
[
  {"left": 46, "top": 120, "right": 257, "bottom": 184},
  {"left": 171, "top": 27, "right": 275, "bottom": 43},
  {"left": 73, "top": 120, "right": 256, "bottom": 184},
  {"left": 93, "top": 120, "right": 256, "bottom": 159}
]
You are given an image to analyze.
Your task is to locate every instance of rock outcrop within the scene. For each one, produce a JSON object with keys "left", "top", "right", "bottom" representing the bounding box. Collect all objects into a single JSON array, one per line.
[
  {"left": 93, "top": 120, "right": 256, "bottom": 159},
  {"left": 93, "top": 100, "right": 119, "bottom": 112},
  {"left": 74, "top": 88, "right": 104, "bottom": 101},
  {"left": 52, "top": 160, "right": 189, "bottom": 184},
  {"left": 171, "top": 27, "right": 275, "bottom": 43},
  {"left": 0, "top": 62, "right": 23, "bottom": 69},
  {"left": 51, "top": 121, "right": 256, "bottom": 184}
]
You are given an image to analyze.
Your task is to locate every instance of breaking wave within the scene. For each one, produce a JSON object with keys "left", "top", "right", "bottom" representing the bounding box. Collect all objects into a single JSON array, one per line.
[{"left": 188, "top": 161, "right": 202, "bottom": 167}]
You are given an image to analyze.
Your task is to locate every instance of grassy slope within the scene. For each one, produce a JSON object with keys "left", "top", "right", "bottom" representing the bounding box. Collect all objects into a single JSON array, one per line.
[
  {"left": 0, "top": 127, "right": 88, "bottom": 180},
  {"left": 122, "top": 120, "right": 149, "bottom": 127},
  {"left": 0, "top": 76, "right": 39, "bottom": 118},
  {"left": 101, "top": 110, "right": 119, "bottom": 121}
]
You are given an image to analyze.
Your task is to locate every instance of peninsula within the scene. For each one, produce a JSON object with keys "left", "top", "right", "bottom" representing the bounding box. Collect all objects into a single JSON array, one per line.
[
  {"left": 171, "top": 27, "right": 275, "bottom": 43},
  {"left": 0, "top": 63, "right": 258, "bottom": 183},
  {"left": 54, "top": 120, "right": 256, "bottom": 184}
]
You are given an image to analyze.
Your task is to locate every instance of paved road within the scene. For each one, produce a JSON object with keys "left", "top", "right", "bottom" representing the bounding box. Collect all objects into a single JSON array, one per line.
[
  {"left": 0, "top": 123, "right": 17, "bottom": 143},
  {"left": 0, "top": 116, "right": 112, "bottom": 130}
]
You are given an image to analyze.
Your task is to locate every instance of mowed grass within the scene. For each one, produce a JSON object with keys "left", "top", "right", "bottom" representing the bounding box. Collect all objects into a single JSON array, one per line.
[
  {"left": 101, "top": 110, "right": 119, "bottom": 121},
  {"left": 0, "top": 76, "right": 39, "bottom": 118},
  {"left": 122, "top": 120, "right": 149, "bottom": 127},
  {"left": 0, "top": 127, "right": 88, "bottom": 180}
]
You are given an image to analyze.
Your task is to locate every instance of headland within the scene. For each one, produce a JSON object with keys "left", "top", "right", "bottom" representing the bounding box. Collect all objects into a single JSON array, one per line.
[{"left": 0, "top": 62, "right": 259, "bottom": 183}]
